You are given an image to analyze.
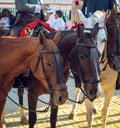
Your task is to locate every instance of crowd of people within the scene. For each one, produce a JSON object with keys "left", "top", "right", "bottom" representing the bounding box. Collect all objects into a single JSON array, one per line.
[
  {"left": 0, "top": 0, "right": 119, "bottom": 33},
  {"left": 0, "top": 0, "right": 83, "bottom": 34}
]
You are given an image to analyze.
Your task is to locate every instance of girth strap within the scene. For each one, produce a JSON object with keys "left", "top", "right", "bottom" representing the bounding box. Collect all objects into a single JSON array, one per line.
[{"left": 54, "top": 53, "right": 65, "bottom": 84}]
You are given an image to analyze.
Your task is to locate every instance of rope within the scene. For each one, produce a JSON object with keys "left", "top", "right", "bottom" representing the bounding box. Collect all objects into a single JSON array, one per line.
[{"left": 0, "top": 86, "right": 50, "bottom": 113}]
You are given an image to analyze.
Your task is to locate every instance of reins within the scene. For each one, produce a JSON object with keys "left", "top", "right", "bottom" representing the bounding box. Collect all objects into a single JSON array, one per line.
[
  {"left": 0, "top": 85, "right": 51, "bottom": 113},
  {"left": 0, "top": 49, "right": 66, "bottom": 113},
  {"left": 33, "top": 49, "right": 67, "bottom": 96}
]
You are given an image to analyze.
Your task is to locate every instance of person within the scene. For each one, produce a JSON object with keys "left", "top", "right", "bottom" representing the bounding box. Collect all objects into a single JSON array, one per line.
[
  {"left": 10, "top": 0, "right": 48, "bottom": 36},
  {"left": 81, "top": 0, "right": 114, "bottom": 17},
  {"left": 0, "top": 9, "right": 14, "bottom": 30},
  {"left": 71, "top": 0, "right": 83, "bottom": 25},
  {"left": 51, "top": 10, "right": 66, "bottom": 31},
  {"left": 65, "top": 11, "right": 72, "bottom": 30},
  {"left": 45, "top": 8, "right": 56, "bottom": 28},
  {"left": 10, "top": 0, "right": 48, "bottom": 88}
]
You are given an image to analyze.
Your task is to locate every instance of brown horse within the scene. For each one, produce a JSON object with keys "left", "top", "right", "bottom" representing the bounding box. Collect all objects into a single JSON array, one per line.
[
  {"left": 106, "top": 7, "right": 120, "bottom": 71},
  {"left": 0, "top": 32, "right": 68, "bottom": 128},
  {"left": 14, "top": 23, "right": 101, "bottom": 128}
]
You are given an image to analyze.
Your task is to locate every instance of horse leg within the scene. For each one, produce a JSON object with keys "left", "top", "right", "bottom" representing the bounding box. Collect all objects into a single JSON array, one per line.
[
  {"left": 28, "top": 91, "right": 38, "bottom": 128},
  {"left": 0, "top": 99, "right": 7, "bottom": 128},
  {"left": 85, "top": 99, "right": 94, "bottom": 128},
  {"left": 69, "top": 88, "right": 81, "bottom": 119},
  {"left": 91, "top": 102, "right": 97, "bottom": 114},
  {"left": 18, "top": 87, "right": 28, "bottom": 124},
  {"left": 1, "top": 111, "right": 6, "bottom": 125},
  {"left": 102, "top": 84, "right": 115, "bottom": 128},
  {"left": 50, "top": 101, "right": 58, "bottom": 128}
]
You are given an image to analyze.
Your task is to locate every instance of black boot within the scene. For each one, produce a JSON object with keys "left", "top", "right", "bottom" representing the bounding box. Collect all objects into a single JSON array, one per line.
[
  {"left": 13, "top": 75, "right": 24, "bottom": 88},
  {"left": 116, "top": 72, "right": 120, "bottom": 90}
]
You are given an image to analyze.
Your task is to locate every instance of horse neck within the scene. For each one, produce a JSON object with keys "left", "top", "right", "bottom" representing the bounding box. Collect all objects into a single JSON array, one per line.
[
  {"left": 0, "top": 37, "right": 40, "bottom": 76},
  {"left": 58, "top": 31, "right": 77, "bottom": 58}
]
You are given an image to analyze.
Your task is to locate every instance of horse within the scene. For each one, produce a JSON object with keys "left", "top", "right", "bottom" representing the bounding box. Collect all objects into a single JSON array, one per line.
[
  {"left": 69, "top": 7, "right": 120, "bottom": 128},
  {"left": 0, "top": 31, "right": 68, "bottom": 128},
  {"left": 106, "top": 7, "right": 120, "bottom": 71}
]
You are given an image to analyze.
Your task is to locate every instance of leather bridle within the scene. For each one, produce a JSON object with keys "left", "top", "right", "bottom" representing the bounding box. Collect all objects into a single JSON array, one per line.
[
  {"left": 106, "top": 19, "right": 120, "bottom": 58},
  {"left": 34, "top": 49, "right": 67, "bottom": 96},
  {"left": 72, "top": 33, "right": 101, "bottom": 98}
]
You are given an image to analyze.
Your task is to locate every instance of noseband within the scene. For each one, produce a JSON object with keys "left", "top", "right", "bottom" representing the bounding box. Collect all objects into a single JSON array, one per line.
[
  {"left": 106, "top": 19, "right": 120, "bottom": 58},
  {"left": 34, "top": 50, "right": 67, "bottom": 95}
]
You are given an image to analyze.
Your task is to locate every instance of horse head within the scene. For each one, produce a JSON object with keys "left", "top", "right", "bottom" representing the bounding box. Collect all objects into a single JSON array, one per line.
[
  {"left": 105, "top": 6, "right": 120, "bottom": 71},
  {"left": 31, "top": 31, "right": 68, "bottom": 106},
  {"left": 69, "top": 23, "right": 101, "bottom": 101}
]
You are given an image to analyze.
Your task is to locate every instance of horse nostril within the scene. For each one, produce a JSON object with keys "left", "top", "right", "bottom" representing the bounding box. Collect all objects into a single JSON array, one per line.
[
  {"left": 110, "top": 63, "right": 117, "bottom": 69},
  {"left": 58, "top": 95, "right": 63, "bottom": 103},
  {"left": 90, "top": 89, "right": 97, "bottom": 96}
]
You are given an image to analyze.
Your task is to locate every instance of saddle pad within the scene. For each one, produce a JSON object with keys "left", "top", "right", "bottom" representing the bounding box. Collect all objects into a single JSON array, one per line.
[{"left": 20, "top": 20, "right": 56, "bottom": 37}]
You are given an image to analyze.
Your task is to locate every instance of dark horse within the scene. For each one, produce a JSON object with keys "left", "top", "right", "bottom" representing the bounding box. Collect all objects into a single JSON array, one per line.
[
  {"left": 105, "top": 6, "right": 120, "bottom": 90},
  {"left": 105, "top": 7, "right": 120, "bottom": 71},
  {"left": 14, "top": 23, "right": 101, "bottom": 128}
]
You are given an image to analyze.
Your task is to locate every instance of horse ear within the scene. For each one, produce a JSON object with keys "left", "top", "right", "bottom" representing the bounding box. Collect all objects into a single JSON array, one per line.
[
  {"left": 91, "top": 23, "right": 99, "bottom": 39},
  {"left": 98, "top": 13, "right": 106, "bottom": 26},
  {"left": 104, "top": 10, "right": 111, "bottom": 24},
  {"left": 38, "top": 31, "right": 46, "bottom": 45},
  {"left": 77, "top": 23, "right": 84, "bottom": 38},
  {"left": 53, "top": 30, "right": 62, "bottom": 45}
]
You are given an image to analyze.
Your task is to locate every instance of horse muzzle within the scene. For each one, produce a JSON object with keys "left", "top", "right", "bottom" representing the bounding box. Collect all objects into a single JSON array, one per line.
[{"left": 50, "top": 84, "right": 68, "bottom": 106}]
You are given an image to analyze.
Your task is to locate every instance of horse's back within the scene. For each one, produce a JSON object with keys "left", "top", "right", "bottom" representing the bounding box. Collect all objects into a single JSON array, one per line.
[{"left": 0, "top": 36, "right": 40, "bottom": 54}]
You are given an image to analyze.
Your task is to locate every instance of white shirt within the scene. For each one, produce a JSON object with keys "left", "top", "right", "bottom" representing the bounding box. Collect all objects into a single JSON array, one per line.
[
  {"left": 0, "top": 17, "right": 10, "bottom": 30},
  {"left": 46, "top": 13, "right": 56, "bottom": 27},
  {"left": 51, "top": 17, "right": 65, "bottom": 31}
]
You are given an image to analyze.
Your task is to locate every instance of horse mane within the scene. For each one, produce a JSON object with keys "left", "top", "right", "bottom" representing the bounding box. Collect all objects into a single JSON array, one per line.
[{"left": 77, "top": 24, "right": 84, "bottom": 38}]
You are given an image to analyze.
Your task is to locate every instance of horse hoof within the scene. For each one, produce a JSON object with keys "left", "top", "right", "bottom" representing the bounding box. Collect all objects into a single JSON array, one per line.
[
  {"left": 21, "top": 116, "right": 28, "bottom": 124},
  {"left": 2, "top": 124, "right": 6, "bottom": 128},
  {"left": 68, "top": 114, "right": 74, "bottom": 119},
  {"left": 1, "top": 120, "right": 6, "bottom": 125},
  {"left": 93, "top": 108, "right": 97, "bottom": 114}
]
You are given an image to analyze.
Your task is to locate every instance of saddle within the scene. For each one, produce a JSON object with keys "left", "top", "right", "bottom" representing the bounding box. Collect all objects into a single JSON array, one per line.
[{"left": 20, "top": 20, "right": 56, "bottom": 37}]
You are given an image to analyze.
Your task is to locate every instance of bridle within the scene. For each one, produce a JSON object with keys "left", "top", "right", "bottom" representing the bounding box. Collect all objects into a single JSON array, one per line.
[
  {"left": 73, "top": 33, "right": 101, "bottom": 98},
  {"left": 106, "top": 19, "right": 120, "bottom": 58},
  {"left": 0, "top": 49, "right": 67, "bottom": 113},
  {"left": 33, "top": 49, "right": 67, "bottom": 96}
]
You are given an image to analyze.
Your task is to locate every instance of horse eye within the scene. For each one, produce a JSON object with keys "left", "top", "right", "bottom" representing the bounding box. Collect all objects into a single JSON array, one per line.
[
  {"left": 79, "top": 55, "right": 85, "bottom": 60},
  {"left": 46, "top": 63, "right": 52, "bottom": 67},
  {"left": 79, "top": 54, "right": 88, "bottom": 60}
]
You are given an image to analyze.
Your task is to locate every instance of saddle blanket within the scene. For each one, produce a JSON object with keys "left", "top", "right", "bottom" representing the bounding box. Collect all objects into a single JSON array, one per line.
[{"left": 20, "top": 20, "right": 56, "bottom": 37}]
